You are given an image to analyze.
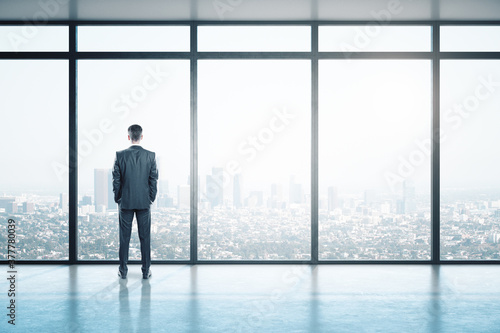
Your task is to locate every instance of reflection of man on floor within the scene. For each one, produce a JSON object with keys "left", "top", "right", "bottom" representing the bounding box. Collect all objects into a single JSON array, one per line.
[{"left": 113, "top": 124, "right": 158, "bottom": 279}]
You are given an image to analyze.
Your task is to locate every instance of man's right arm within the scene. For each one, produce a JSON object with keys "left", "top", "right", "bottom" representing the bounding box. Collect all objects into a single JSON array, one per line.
[
  {"left": 148, "top": 153, "right": 159, "bottom": 204},
  {"left": 112, "top": 152, "right": 122, "bottom": 204}
]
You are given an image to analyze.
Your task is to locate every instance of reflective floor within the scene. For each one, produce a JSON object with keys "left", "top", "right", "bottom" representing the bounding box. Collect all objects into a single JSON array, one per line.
[{"left": 1, "top": 264, "right": 499, "bottom": 332}]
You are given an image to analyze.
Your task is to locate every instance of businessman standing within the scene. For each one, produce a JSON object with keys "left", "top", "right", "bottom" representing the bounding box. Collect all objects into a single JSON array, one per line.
[{"left": 113, "top": 124, "right": 158, "bottom": 279}]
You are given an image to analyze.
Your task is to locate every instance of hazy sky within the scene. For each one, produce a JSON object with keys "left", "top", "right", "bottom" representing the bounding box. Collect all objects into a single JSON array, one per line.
[
  {"left": 198, "top": 59, "right": 310, "bottom": 198},
  {"left": 319, "top": 59, "right": 432, "bottom": 196},
  {"left": 77, "top": 59, "right": 190, "bottom": 195},
  {"left": 1, "top": 26, "right": 500, "bottom": 198},
  {"left": 0, "top": 60, "right": 68, "bottom": 194}
]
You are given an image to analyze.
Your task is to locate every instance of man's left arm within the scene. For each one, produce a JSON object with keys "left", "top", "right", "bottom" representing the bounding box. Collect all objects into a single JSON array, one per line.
[
  {"left": 149, "top": 153, "right": 159, "bottom": 204},
  {"left": 112, "top": 152, "right": 122, "bottom": 204}
]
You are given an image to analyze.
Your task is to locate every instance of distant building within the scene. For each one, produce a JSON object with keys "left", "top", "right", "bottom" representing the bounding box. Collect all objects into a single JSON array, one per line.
[
  {"left": 158, "top": 195, "right": 174, "bottom": 208},
  {"left": 271, "top": 183, "right": 283, "bottom": 201},
  {"left": 94, "top": 169, "right": 108, "bottom": 210},
  {"left": 233, "top": 174, "right": 242, "bottom": 208},
  {"left": 93, "top": 169, "right": 116, "bottom": 210},
  {"left": 95, "top": 205, "right": 106, "bottom": 213},
  {"left": 380, "top": 202, "right": 391, "bottom": 214},
  {"left": 488, "top": 233, "right": 500, "bottom": 244},
  {"left": 81, "top": 196, "right": 92, "bottom": 206},
  {"left": 59, "top": 193, "right": 68, "bottom": 213},
  {"left": 6, "top": 202, "right": 18, "bottom": 214},
  {"left": 328, "top": 186, "right": 339, "bottom": 211},
  {"left": 403, "top": 180, "right": 416, "bottom": 213},
  {"left": 268, "top": 183, "right": 283, "bottom": 209},
  {"left": 396, "top": 200, "right": 405, "bottom": 214},
  {"left": 159, "top": 180, "right": 169, "bottom": 195},
  {"left": 79, "top": 205, "right": 95, "bottom": 215},
  {"left": 289, "top": 175, "right": 303, "bottom": 204},
  {"left": 107, "top": 169, "right": 116, "bottom": 210},
  {"left": 206, "top": 167, "right": 224, "bottom": 207},
  {"left": 23, "top": 202, "right": 35, "bottom": 214},
  {"left": 0, "top": 197, "right": 15, "bottom": 210}
]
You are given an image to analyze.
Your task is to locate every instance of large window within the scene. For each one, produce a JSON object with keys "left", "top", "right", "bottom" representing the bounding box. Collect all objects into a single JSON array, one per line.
[
  {"left": 319, "top": 25, "right": 431, "bottom": 52},
  {"left": 198, "top": 26, "right": 310, "bottom": 52},
  {"left": 319, "top": 60, "right": 432, "bottom": 260},
  {"left": 0, "top": 60, "right": 68, "bottom": 259},
  {"left": 0, "top": 26, "right": 68, "bottom": 51},
  {"left": 77, "top": 60, "right": 190, "bottom": 260},
  {"left": 1, "top": 23, "right": 499, "bottom": 263},
  {"left": 441, "top": 60, "right": 500, "bottom": 260},
  {"left": 77, "top": 26, "right": 190, "bottom": 52},
  {"left": 198, "top": 60, "right": 311, "bottom": 260}
]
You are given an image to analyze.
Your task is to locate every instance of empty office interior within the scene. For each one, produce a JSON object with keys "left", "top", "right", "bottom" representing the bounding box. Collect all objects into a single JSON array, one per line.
[{"left": 0, "top": 0, "right": 499, "bottom": 332}]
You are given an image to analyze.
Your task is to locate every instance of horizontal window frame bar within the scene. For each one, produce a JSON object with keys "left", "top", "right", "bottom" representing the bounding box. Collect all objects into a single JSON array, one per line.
[
  {"left": 2, "top": 260, "right": 500, "bottom": 264},
  {"left": 439, "top": 52, "right": 500, "bottom": 59},
  {"left": 317, "top": 52, "right": 433, "bottom": 59},
  {"left": 0, "top": 20, "right": 500, "bottom": 26},
  {"left": 76, "top": 52, "right": 192, "bottom": 59},
  {"left": 2, "top": 52, "right": 499, "bottom": 60}
]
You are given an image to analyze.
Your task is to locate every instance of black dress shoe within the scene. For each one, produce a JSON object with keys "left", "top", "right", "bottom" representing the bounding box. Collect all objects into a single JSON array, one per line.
[
  {"left": 143, "top": 270, "right": 152, "bottom": 279},
  {"left": 118, "top": 270, "right": 127, "bottom": 279}
]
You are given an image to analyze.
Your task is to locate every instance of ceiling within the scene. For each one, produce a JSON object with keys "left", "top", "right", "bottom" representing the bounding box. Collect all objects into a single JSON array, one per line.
[{"left": 1, "top": 0, "right": 500, "bottom": 21}]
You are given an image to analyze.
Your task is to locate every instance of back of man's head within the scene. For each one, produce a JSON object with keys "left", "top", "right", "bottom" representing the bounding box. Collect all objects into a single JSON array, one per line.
[{"left": 128, "top": 124, "right": 143, "bottom": 142}]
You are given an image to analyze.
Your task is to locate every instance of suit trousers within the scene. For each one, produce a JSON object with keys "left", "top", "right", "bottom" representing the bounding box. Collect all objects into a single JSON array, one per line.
[{"left": 119, "top": 207, "right": 151, "bottom": 276}]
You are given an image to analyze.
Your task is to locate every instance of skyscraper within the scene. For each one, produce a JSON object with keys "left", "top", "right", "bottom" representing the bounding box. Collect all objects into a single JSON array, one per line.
[
  {"left": 6, "top": 202, "right": 18, "bottom": 214},
  {"left": 81, "top": 196, "right": 92, "bottom": 206},
  {"left": 268, "top": 183, "right": 283, "bottom": 209},
  {"left": 94, "top": 169, "right": 108, "bottom": 211},
  {"left": 159, "top": 180, "right": 169, "bottom": 195},
  {"left": 206, "top": 167, "right": 224, "bottom": 207},
  {"left": 107, "top": 169, "right": 116, "bottom": 210},
  {"left": 0, "top": 197, "right": 15, "bottom": 210},
  {"left": 233, "top": 173, "right": 242, "bottom": 208},
  {"left": 403, "top": 180, "right": 416, "bottom": 214},
  {"left": 59, "top": 193, "right": 68, "bottom": 213},
  {"left": 23, "top": 202, "right": 34, "bottom": 214},
  {"left": 289, "top": 175, "right": 303, "bottom": 204},
  {"left": 328, "top": 186, "right": 339, "bottom": 212}
]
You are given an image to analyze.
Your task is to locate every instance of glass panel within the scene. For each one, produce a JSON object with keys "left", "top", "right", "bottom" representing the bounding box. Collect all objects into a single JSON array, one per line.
[
  {"left": 319, "top": 60, "right": 431, "bottom": 260},
  {"left": 78, "top": 26, "right": 190, "bottom": 52},
  {"left": 198, "top": 60, "right": 311, "bottom": 260},
  {"left": 0, "top": 60, "right": 68, "bottom": 260},
  {"left": 78, "top": 60, "right": 190, "bottom": 260},
  {"left": 441, "top": 26, "right": 500, "bottom": 52},
  {"left": 319, "top": 25, "right": 431, "bottom": 52},
  {"left": 0, "top": 26, "right": 68, "bottom": 51},
  {"left": 441, "top": 60, "right": 500, "bottom": 260},
  {"left": 198, "top": 26, "right": 311, "bottom": 52}
]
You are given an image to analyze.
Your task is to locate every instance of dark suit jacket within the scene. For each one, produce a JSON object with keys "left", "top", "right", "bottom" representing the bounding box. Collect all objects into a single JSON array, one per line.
[{"left": 112, "top": 145, "right": 158, "bottom": 209}]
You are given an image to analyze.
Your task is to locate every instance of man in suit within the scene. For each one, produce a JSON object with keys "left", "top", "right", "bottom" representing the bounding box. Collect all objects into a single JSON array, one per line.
[{"left": 112, "top": 124, "right": 158, "bottom": 279}]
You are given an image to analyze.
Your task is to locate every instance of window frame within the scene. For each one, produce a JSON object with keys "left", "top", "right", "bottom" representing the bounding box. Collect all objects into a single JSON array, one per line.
[{"left": 1, "top": 20, "right": 499, "bottom": 264}]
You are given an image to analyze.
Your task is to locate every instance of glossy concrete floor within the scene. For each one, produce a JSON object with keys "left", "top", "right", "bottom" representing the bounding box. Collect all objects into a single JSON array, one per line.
[{"left": 1, "top": 264, "right": 499, "bottom": 332}]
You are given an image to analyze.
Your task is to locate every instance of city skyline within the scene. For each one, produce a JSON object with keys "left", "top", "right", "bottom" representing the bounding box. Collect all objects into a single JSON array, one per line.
[{"left": 1, "top": 186, "right": 500, "bottom": 261}]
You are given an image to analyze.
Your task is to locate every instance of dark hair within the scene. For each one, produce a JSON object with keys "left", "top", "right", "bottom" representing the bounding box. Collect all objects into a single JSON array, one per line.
[{"left": 128, "top": 124, "right": 143, "bottom": 142}]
